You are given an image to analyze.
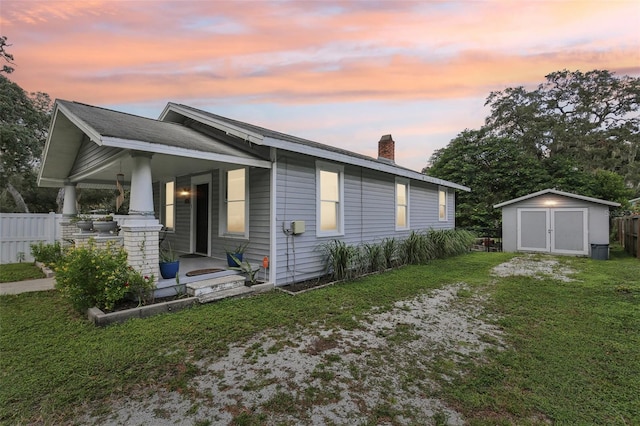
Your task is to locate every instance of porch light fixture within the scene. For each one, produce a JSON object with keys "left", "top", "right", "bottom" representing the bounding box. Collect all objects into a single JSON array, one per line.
[{"left": 179, "top": 188, "right": 191, "bottom": 204}]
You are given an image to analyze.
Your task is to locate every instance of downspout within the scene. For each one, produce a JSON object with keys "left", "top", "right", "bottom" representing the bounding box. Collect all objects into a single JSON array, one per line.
[{"left": 269, "top": 147, "right": 278, "bottom": 285}]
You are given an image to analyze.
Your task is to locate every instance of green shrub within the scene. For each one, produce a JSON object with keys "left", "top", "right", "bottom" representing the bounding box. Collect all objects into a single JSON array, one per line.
[
  {"left": 401, "top": 231, "right": 430, "bottom": 264},
  {"left": 362, "top": 242, "right": 385, "bottom": 273},
  {"left": 322, "top": 240, "right": 360, "bottom": 281},
  {"left": 381, "top": 238, "right": 398, "bottom": 269},
  {"left": 126, "top": 269, "right": 155, "bottom": 307},
  {"left": 55, "top": 240, "right": 132, "bottom": 312},
  {"left": 30, "top": 241, "right": 63, "bottom": 269},
  {"left": 427, "top": 228, "right": 476, "bottom": 259},
  {"left": 400, "top": 229, "right": 476, "bottom": 265}
]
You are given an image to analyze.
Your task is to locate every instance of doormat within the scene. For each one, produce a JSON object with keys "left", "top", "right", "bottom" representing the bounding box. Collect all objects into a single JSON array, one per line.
[
  {"left": 180, "top": 253, "right": 205, "bottom": 258},
  {"left": 186, "top": 268, "right": 225, "bottom": 277}
]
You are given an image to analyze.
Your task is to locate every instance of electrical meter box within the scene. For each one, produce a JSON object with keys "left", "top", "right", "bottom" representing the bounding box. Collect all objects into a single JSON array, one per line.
[{"left": 291, "top": 220, "right": 305, "bottom": 235}]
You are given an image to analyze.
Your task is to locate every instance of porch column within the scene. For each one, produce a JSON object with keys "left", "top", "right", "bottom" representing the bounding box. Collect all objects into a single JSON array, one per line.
[
  {"left": 62, "top": 182, "right": 77, "bottom": 217},
  {"left": 128, "top": 152, "right": 155, "bottom": 216},
  {"left": 123, "top": 152, "right": 161, "bottom": 283},
  {"left": 60, "top": 182, "right": 78, "bottom": 247},
  {"left": 121, "top": 219, "right": 162, "bottom": 284}
]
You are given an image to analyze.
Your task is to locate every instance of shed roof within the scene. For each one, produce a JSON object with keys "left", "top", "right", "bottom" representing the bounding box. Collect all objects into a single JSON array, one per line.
[{"left": 493, "top": 189, "right": 621, "bottom": 208}]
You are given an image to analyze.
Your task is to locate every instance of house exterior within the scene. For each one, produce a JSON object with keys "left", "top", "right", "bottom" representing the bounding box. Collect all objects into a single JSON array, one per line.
[
  {"left": 38, "top": 100, "right": 469, "bottom": 286},
  {"left": 494, "top": 189, "right": 620, "bottom": 257}
]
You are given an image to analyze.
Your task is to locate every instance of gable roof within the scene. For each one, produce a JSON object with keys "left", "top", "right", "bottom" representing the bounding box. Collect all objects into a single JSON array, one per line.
[
  {"left": 493, "top": 189, "right": 621, "bottom": 208},
  {"left": 38, "top": 100, "right": 272, "bottom": 188},
  {"left": 160, "top": 103, "right": 471, "bottom": 192},
  {"left": 55, "top": 100, "right": 267, "bottom": 160}
]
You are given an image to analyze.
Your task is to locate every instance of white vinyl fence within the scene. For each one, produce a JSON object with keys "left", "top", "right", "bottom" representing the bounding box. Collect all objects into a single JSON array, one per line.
[{"left": 0, "top": 213, "right": 62, "bottom": 264}]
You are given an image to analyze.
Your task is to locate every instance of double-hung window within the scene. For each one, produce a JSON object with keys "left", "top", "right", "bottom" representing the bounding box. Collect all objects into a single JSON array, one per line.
[
  {"left": 163, "top": 180, "right": 175, "bottom": 231},
  {"left": 439, "top": 187, "right": 447, "bottom": 221},
  {"left": 316, "top": 161, "right": 344, "bottom": 236},
  {"left": 221, "top": 168, "right": 248, "bottom": 237},
  {"left": 396, "top": 179, "right": 409, "bottom": 230}
]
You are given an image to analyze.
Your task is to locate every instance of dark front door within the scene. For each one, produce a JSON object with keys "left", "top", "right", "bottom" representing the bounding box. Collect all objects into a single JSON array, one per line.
[{"left": 195, "top": 183, "right": 209, "bottom": 254}]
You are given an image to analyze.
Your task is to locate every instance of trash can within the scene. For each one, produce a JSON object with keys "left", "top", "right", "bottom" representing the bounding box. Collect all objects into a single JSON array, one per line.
[{"left": 590, "top": 244, "right": 609, "bottom": 260}]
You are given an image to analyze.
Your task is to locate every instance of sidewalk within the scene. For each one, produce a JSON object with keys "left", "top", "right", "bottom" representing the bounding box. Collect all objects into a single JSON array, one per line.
[{"left": 0, "top": 277, "right": 55, "bottom": 295}]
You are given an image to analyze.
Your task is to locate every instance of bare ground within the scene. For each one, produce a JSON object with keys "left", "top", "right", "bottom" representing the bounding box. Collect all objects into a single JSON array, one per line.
[{"left": 81, "top": 255, "right": 568, "bottom": 426}]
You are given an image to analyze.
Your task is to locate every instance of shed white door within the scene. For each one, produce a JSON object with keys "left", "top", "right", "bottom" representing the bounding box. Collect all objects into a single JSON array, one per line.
[{"left": 517, "top": 208, "right": 588, "bottom": 255}]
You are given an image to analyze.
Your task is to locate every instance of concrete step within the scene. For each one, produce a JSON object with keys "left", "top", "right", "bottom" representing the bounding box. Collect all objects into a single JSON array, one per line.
[
  {"left": 186, "top": 275, "right": 245, "bottom": 297},
  {"left": 197, "top": 285, "right": 254, "bottom": 304}
]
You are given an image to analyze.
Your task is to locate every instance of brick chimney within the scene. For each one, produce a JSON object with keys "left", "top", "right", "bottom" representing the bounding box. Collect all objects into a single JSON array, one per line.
[{"left": 378, "top": 134, "right": 395, "bottom": 162}]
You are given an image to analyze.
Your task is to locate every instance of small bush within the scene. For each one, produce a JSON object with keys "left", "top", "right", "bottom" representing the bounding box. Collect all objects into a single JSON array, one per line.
[
  {"left": 30, "top": 241, "right": 64, "bottom": 269},
  {"left": 126, "top": 269, "right": 155, "bottom": 307},
  {"left": 400, "top": 229, "right": 475, "bottom": 265},
  {"left": 401, "top": 231, "right": 430, "bottom": 264},
  {"left": 362, "top": 242, "right": 385, "bottom": 273},
  {"left": 55, "top": 240, "right": 132, "bottom": 312},
  {"left": 381, "top": 238, "right": 398, "bottom": 269},
  {"left": 428, "top": 228, "right": 476, "bottom": 259},
  {"left": 322, "top": 240, "right": 360, "bottom": 281}
]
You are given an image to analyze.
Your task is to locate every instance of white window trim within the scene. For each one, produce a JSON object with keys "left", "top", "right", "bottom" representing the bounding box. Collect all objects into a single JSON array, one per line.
[
  {"left": 395, "top": 178, "right": 410, "bottom": 231},
  {"left": 438, "top": 186, "right": 448, "bottom": 222},
  {"left": 316, "top": 160, "right": 344, "bottom": 237},
  {"left": 218, "top": 167, "right": 250, "bottom": 239},
  {"left": 162, "top": 179, "right": 176, "bottom": 232}
]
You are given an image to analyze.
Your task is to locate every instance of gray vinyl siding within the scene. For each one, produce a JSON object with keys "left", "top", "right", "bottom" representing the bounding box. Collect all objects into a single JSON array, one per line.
[
  {"left": 69, "top": 136, "right": 122, "bottom": 176},
  {"left": 274, "top": 151, "right": 456, "bottom": 285},
  {"left": 247, "top": 167, "right": 271, "bottom": 266},
  {"left": 206, "top": 168, "right": 271, "bottom": 268},
  {"left": 158, "top": 175, "right": 192, "bottom": 254}
]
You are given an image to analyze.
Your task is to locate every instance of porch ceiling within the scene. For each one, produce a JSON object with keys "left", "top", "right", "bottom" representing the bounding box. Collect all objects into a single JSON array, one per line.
[{"left": 39, "top": 100, "right": 271, "bottom": 188}]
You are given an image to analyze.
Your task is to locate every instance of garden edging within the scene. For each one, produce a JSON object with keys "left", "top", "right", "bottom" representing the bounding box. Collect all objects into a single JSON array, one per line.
[
  {"left": 87, "top": 297, "right": 198, "bottom": 326},
  {"left": 35, "top": 261, "right": 54, "bottom": 278}
]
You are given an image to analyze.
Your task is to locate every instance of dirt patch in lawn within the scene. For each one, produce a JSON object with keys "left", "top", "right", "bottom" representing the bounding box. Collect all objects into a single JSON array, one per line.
[
  {"left": 491, "top": 254, "right": 577, "bottom": 282},
  {"left": 80, "top": 283, "right": 505, "bottom": 425}
]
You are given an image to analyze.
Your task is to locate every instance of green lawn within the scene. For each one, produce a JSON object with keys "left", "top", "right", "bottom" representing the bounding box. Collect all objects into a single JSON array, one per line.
[
  {"left": 1, "top": 249, "right": 638, "bottom": 425},
  {"left": 0, "top": 263, "right": 44, "bottom": 283}
]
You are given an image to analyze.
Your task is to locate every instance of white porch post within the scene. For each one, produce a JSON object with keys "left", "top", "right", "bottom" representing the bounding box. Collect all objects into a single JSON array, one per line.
[
  {"left": 122, "top": 151, "right": 161, "bottom": 283},
  {"left": 128, "top": 152, "right": 155, "bottom": 216},
  {"left": 60, "top": 182, "right": 78, "bottom": 247},
  {"left": 62, "top": 182, "right": 78, "bottom": 217}
]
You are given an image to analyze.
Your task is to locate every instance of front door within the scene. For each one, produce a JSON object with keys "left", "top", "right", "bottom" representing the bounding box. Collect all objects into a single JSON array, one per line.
[
  {"left": 195, "top": 183, "right": 209, "bottom": 254},
  {"left": 517, "top": 208, "right": 588, "bottom": 255}
]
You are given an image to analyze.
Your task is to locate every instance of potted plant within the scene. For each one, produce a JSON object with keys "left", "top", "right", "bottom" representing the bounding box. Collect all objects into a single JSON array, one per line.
[
  {"left": 225, "top": 242, "right": 248, "bottom": 267},
  {"left": 159, "top": 241, "right": 180, "bottom": 279},
  {"left": 93, "top": 215, "right": 118, "bottom": 235},
  {"left": 71, "top": 215, "right": 94, "bottom": 233}
]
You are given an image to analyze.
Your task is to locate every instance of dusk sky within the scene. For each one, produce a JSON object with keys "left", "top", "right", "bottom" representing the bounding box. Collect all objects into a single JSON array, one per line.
[{"left": 2, "top": 0, "right": 639, "bottom": 172}]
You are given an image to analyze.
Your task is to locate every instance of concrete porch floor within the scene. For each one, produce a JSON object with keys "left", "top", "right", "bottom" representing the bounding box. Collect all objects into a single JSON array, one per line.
[
  {"left": 155, "top": 253, "right": 236, "bottom": 298},
  {"left": 159, "top": 254, "right": 234, "bottom": 284}
]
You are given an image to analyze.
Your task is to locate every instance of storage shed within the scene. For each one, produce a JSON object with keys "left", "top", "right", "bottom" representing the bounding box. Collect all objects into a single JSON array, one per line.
[{"left": 494, "top": 189, "right": 620, "bottom": 257}]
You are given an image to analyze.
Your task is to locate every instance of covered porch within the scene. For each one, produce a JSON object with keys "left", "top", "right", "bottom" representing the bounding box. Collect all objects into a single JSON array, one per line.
[{"left": 38, "top": 100, "right": 273, "bottom": 289}]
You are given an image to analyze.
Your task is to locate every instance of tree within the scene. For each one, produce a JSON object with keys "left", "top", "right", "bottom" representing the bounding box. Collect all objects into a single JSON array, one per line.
[
  {"left": 0, "top": 36, "right": 15, "bottom": 74},
  {"left": 426, "top": 69, "right": 639, "bottom": 228},
  {"left": 425, "top": 130, "right": 550, "bottom": 228},
  {"left": 485, "top": 69, "right": 640, "bottom": 190},
  {"left": 0, "top": 74, "right": 53, "bottom": 212}
]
